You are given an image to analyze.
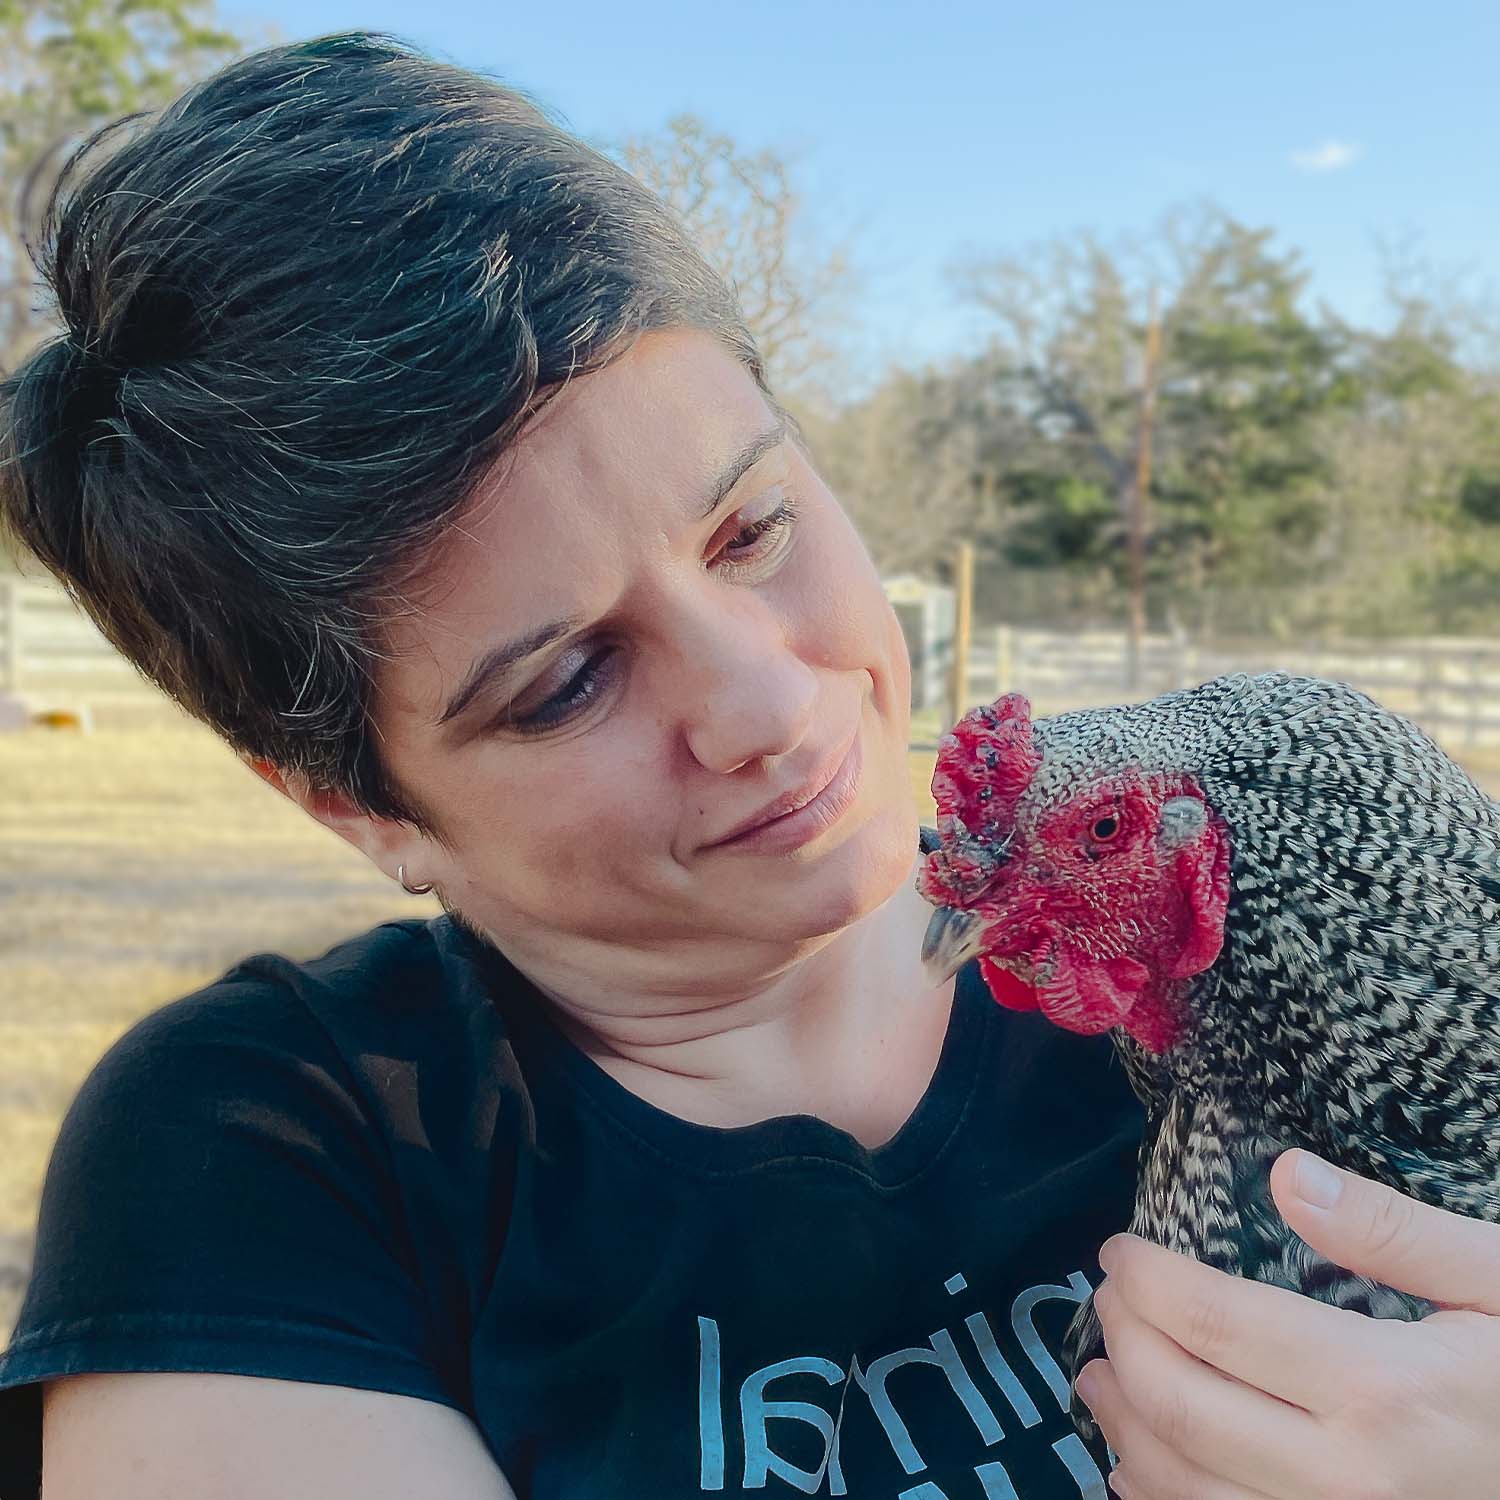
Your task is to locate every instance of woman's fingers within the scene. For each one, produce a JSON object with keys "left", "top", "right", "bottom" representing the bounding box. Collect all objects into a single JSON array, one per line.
[
  {"left": 1086, "top": 1277, "right": 1348, "bottom": 1497},
  {"left": 1075, "top": 1354, "right": 1279, "bottom": 1500},
  {"left": 1096, "top": 1233, "right": 1395, "bottom": 1414}
]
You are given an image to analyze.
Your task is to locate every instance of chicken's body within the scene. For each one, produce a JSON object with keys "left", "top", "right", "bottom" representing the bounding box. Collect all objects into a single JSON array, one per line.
[{"left": 917, "top": 672, "right": 1500, "bottom": 1439}]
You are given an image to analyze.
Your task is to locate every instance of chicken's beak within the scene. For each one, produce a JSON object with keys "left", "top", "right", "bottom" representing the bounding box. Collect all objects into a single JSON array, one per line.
[{"left": 921, "top": 904, "right": 986, "bottom": 986}]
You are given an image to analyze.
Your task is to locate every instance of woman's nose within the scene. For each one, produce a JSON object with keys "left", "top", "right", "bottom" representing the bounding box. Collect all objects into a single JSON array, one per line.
[{"left": 675, "top": 601, "right": 818, "bottom": 774}]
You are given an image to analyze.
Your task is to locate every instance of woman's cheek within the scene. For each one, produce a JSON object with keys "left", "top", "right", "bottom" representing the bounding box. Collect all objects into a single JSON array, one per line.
[{"left": 887, "top": 605, "right": 912, "bottom": 714}]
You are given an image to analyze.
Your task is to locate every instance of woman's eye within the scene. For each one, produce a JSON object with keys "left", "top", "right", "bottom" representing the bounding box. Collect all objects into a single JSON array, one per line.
[
  {"left": 493, "top": 493, "right": 802, "bottom": 738},
  {"left": 716, "top": 491, "right": 802, "bottom": 569},
  {"left": 502, "top": 648, "right": 618, "bottom": 734}
]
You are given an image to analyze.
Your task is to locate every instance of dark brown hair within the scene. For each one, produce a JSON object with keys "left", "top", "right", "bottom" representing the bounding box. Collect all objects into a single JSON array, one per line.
[{"left": 0, "top": 30, "right": 792, "bottom": 845}]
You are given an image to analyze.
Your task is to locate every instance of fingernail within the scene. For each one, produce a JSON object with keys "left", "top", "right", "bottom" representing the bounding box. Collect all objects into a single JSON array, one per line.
[
  {"left": 1074, "top": 1368, "right": 1099, "bottom": 1407},
  {"left": 1108, "top": 1469, "right": 1131, "bottom": 1498},
  {"left": 1296, "top": 1150, "right": 1343, "bottom": 1209}
]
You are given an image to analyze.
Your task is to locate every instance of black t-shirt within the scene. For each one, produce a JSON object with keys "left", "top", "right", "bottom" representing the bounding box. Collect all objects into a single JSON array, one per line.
[{"left": 0, "top": 898, "right": 1145, "bottom": 1499}]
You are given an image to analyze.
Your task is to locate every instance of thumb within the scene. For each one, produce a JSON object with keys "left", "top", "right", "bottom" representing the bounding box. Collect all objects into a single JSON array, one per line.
[{"left": 1271, "top": 1148, "right": 1500, "bottom": 1316}]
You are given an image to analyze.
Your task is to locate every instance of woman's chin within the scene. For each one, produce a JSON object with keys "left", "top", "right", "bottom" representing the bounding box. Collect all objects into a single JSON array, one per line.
[{"left": 773, "top": 804, "right": 918, "bottom": 935}]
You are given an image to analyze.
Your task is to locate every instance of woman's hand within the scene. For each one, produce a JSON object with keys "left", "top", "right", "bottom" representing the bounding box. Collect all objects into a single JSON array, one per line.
[{"left": 1073, "top": 1148, "right": 1500, "bottom": 1500}]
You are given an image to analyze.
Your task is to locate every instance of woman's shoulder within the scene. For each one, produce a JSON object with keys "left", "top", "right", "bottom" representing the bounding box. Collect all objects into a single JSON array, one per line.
[
  {"left": 66, "top": 915, "right": 527, "bottom": 1136},
  {"left": 17, "top": 913, "right": 542, "bottom": 1361},
  {"left": 85, "top": 917, "right": 543, "bottom": 1227},
  {"left": 38, "top": 912, "right": 535, "bottom": 1220},
  {"left": 0, "top": 915, "right": 525, "bottom": 1499},
  {"left": 206, "top": 912, "right": 510, "bottom": 1037}
]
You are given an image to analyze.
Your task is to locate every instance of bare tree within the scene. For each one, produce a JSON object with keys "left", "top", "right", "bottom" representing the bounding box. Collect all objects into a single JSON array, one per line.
[
  {"left": 946, "top": 203, "right": 1360, "bottom": 634},
  {"left": 607, "top": 114, "right": 864, "bottom": 400}
]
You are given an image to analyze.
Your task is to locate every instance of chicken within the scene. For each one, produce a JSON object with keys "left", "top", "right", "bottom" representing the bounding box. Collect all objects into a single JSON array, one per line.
[{"left": 916, "top": 672, "right": 1500, "bottom": 1440}]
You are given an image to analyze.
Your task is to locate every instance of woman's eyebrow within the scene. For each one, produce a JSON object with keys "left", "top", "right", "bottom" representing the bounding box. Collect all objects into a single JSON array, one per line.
[
  {"left": 697, "top": 416, "right": 788, "bottom": 518},
  {"left": 435, "top": 417, "right": 790, "bottom": 733},
  {"left": 435, "top": 615, "right": 583, "bottom": 731}
]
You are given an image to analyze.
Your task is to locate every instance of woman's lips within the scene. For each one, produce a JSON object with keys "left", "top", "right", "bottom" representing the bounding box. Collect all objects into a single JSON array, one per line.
[
  {"left": 711, "top": 729, "right": 864, "bottom": 854},
  {"left": 707, "top": 716, "right": 862, "bottom": 846}
]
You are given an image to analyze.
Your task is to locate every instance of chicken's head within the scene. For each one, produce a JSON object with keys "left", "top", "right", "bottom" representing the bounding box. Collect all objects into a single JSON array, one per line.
[{"left": 918, "top": 693, "right": 1231, "bottom": 1054}]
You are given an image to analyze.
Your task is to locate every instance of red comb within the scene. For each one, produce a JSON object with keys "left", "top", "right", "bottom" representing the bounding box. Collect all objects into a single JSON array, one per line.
[
  {"left": 920, "top": 694, "right": 1041, "bottom": 906},
  {"left": 931, "top": 693, "right": 1040, "bottom": 836}
]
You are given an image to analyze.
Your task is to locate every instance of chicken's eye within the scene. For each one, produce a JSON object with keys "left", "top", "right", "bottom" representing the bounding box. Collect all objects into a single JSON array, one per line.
[{"left": 1091, "top": 814, "right": 1121, "bottom": 842}]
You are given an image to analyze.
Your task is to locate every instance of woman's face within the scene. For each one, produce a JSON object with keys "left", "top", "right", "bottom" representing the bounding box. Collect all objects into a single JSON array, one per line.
[{"left": 341, "top": 327, "right": 918, "bottom": 988}]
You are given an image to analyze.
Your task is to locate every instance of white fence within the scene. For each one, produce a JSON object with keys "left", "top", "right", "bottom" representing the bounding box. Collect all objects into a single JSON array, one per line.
[
  {"left": 0, "top": 577, "right": 166, "bottom": 721},
  {"left": 5, "top": 576, "right": 1500, "bottom": 746},
  {"left": 957, "top": 626, "right": 1500, "bottom": 748}
]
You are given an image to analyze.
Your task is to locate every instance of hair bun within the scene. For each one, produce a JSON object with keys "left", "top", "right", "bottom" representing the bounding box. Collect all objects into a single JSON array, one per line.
[{"left": 52, "top": 333, "right": 121, "bottom": 433}]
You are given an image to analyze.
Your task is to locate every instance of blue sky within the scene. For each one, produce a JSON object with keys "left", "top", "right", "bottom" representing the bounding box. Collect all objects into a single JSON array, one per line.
[{"left": 223, "top": 0, "right": 1498, "bottom": 391}]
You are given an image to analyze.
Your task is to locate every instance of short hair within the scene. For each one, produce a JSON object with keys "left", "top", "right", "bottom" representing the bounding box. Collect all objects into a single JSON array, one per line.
[{"left": 0, "top": 30, "right": 794, "bottom": 844}]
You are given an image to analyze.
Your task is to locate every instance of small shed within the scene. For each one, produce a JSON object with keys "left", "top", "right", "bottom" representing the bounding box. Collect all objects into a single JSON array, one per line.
[{"left": 882, "top": 574, "right": 955, "bottom": 712}]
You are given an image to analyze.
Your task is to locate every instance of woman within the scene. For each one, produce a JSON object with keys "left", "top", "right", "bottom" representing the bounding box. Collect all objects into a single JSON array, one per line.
[{"left": 2, "top": 32, "right": 1497, "bottom": 1500}]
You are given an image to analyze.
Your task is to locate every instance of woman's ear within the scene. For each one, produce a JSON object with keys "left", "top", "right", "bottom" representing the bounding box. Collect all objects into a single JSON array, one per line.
[
  {"left": 240, "top": 754, "right": 420, "bottom": 877},
  {"left": 243, "top": 755, "right": 338, "bottom": 818},
  {"left": 241, "top": 754, "right": 290, "bottom": 795}
]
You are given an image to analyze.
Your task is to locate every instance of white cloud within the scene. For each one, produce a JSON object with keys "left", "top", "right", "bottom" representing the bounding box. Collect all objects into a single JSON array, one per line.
[{"left": 1290, "top": 140, "right": 1364, "bottom": 173}]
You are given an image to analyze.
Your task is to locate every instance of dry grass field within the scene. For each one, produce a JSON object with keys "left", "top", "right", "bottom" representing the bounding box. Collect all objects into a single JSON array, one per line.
[
  {"left": 1, "top": 711, "right": 1497, "bottom": 1343},
  {"left": 0, "top": 713, "right": 433, "bottom": 1341}
]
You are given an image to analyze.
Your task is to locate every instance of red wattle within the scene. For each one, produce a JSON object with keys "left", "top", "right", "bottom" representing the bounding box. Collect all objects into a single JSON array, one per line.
[
  {"left": 1085, "top": 956, "right": 1152, "bottom": 1021},
  {"left": 1166, "top": 825, "right": 1230, "bottom": 979},
  {"left": 978, "top": 956, "right": 1040, "bottom": 1011},
  {"left": 1123, "top": 986, "right": 1191, "bottom": 1055},
  {"left": 1035, "top": 949, "right": 1150, "bottom": 1035}
]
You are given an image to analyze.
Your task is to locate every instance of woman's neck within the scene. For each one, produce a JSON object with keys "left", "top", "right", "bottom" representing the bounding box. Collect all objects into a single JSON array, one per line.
[{"left": 532, "top": 864, "right": 958, "bottom": 1149}]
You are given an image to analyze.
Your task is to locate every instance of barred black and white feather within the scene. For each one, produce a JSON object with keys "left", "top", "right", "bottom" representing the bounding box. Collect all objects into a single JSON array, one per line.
[{"left": 1024, "top": 672, "right": 1500, "bottom": 1440}]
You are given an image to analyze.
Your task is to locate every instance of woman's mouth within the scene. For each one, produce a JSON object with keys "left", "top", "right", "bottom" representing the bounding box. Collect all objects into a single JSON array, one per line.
[{"left": 711, "top": 730, "right": 864, "bottom": 854}]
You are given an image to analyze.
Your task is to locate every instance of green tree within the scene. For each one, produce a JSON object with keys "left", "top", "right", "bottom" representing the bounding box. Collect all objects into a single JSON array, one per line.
[
  {"left": 948, "top": 205, "right": 1362, "bottom": 633},
  {"left": 1305, "top": 256, "right": 1500, "bottom": 636},
  {"left": 1148, "top": 222, "right": 1361, "bottom": 633}
]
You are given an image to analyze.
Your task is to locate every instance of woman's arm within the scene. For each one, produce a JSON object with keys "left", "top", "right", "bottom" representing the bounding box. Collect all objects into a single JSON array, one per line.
[{"left": 42, "top": 1372, "right": 518, "bottom": 1499}]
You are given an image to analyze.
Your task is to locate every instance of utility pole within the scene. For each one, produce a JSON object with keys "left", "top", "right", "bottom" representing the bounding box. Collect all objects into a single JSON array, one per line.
[
  {"left": 1127, "top": 287, "right": 1161, "bottom": 692},
  {"left": 950, "top": 539, "right": 974, "bottom": 725}
]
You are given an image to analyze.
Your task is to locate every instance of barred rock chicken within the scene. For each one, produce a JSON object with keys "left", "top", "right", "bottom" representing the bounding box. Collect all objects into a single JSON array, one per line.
[{"left": 916, "top": 672, "right": 1500, "bottom": 1440}]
